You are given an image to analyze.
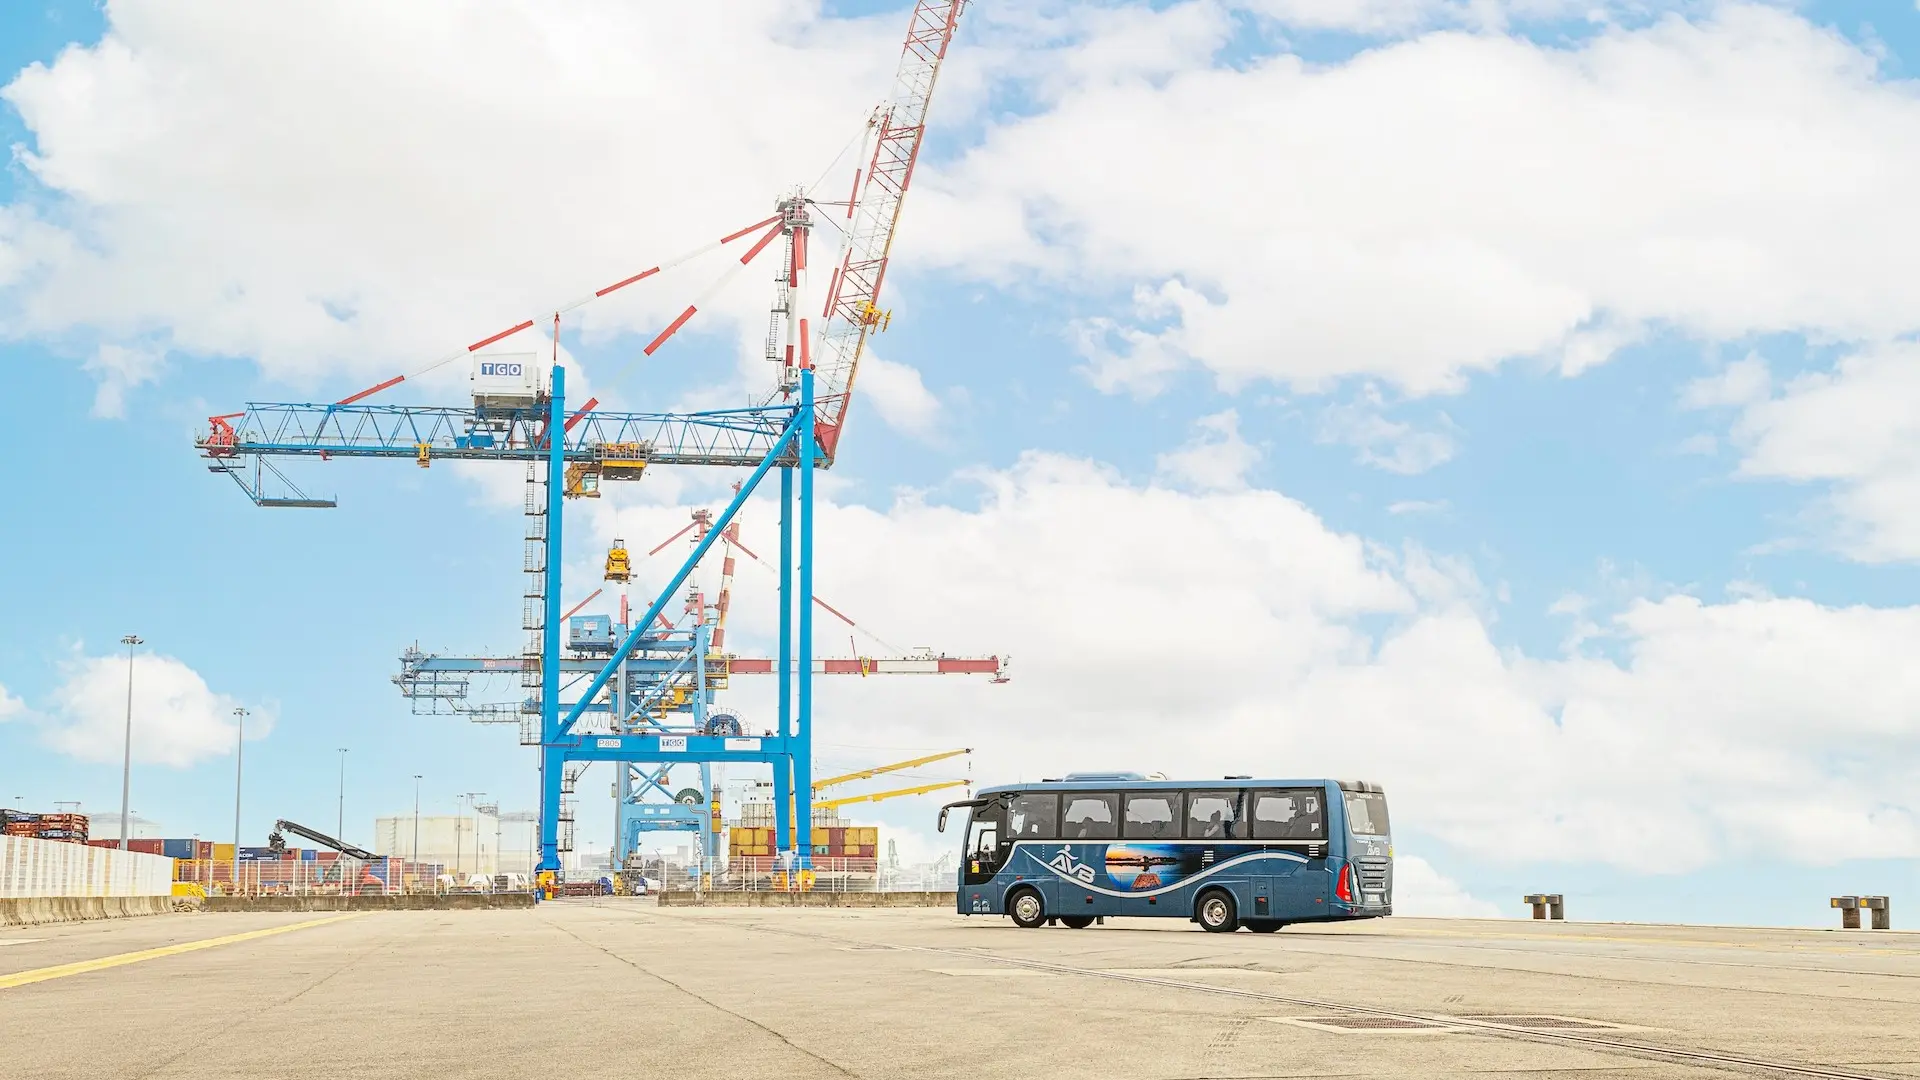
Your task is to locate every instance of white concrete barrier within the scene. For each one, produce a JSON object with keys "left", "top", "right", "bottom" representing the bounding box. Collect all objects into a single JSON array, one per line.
[{"left": 0, "top": 835, "right": 174, "bottom": 898}]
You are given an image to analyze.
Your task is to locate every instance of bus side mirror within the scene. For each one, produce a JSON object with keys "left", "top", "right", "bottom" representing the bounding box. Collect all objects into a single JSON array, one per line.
[{"left": 938, "top": 807, "right": 951, "bottom": 833}]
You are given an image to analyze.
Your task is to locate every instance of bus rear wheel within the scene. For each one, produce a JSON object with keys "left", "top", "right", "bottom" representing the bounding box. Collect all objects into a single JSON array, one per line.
[
  {"left": 1008, "top": 887, "right": 1047, "bottom": 929},
  {"left": 1196, "top": 889, "right": 1239, "bottom": 933},
  {"left": 1060, "top": 915, "right": 1096, "bottom": 929},
  {"left": 1244, "top": 919, "right": 1284, "bottom": 933}
]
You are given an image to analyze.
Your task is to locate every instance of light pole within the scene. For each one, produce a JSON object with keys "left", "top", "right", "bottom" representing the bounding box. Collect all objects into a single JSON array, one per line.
[
  {"left": 411, "top": 775, "right": 422, "bottom": 864},
  {"left": 461, "top": 792, "right": 485, "bottom": 878},
  {"left": 118, "top": 634, "right": 142, "bottom": 851},
  {"left": 335, "top": 748, "right": 348, "bottom": 844},
  {"left": 232, "top": 708, "right": 248, "bottom": 858}
]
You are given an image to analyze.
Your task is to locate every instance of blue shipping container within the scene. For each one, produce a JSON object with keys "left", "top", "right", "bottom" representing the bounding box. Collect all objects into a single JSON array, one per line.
[
  {"left": 161, "top": 839, "right": 196, "bottom": 860},
  {"left": 300, "top": 849, "right": 317, "bottom": 861},
  {"left": 236, "top": 847, "right": 281, "bottom": 861}
]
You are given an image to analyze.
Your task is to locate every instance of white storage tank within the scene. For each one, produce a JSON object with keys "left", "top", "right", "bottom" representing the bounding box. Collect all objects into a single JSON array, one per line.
[{"left": 471, "top": 352, "right": 544, "bottom": 411}]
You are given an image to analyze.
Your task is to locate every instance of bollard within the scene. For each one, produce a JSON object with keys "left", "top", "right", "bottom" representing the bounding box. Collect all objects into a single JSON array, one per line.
[
  {"left": 1861, "top": 896, "right": 1891, "bottom": 931},
  {"left": 1523, "top": 894, "right": 1563, "bottom": 920},
  {"left": 1830, "top": 896, "right": 1860, "bottom": 929}
]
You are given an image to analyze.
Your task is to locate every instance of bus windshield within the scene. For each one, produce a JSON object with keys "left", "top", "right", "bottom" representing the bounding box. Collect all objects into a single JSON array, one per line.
[{"left": 1343, "top": 790, "right": 1390, "bottom": 835}]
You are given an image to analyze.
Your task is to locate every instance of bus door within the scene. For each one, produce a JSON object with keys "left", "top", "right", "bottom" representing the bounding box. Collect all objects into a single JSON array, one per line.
[
  {"left": 1248, "top": 788, "right": 1329, "bottom": 917},
  {"left": 962, "top": 799, "right": 1008, "bottom": 889}
]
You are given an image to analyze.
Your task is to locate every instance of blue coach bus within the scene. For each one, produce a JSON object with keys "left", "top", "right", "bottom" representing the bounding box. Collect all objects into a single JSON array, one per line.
[{"left": 938, "top": 774, "right": 1392, "bottom": 932}]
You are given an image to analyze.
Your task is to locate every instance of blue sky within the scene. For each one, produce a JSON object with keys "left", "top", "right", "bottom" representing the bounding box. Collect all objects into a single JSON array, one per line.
[{"left": 4, "top": 1, "right": 1920, "bottom": 923}]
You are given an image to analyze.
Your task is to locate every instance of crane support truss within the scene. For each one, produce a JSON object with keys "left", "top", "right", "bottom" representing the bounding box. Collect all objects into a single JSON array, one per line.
[{"left": 198, "top": 401, "right": 799, "bottom": 506}]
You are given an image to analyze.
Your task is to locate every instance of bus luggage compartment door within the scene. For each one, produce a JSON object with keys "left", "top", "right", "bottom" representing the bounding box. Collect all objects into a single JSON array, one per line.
[{"left": 1272, "top": 849, "right": 1326, "bottom": 917}]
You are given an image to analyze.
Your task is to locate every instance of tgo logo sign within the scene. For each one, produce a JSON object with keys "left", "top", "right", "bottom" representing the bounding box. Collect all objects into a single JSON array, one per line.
[{"left": 479, "top": 362, "right": 524, "bottom": 377}]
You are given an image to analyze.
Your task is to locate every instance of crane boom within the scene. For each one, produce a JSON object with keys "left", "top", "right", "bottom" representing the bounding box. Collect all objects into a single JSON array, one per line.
[
  {"left": 813, "top": 747, "right": 971, "bottom": 791},
  {"left": 812, "top": 0, "right": 966, "bottom": 463},
  {"left": 812, "top": 779, "right": 971, "bottom": 812},
  {"left": 268, "top": 819, "right": 379, "bottom": 861}
]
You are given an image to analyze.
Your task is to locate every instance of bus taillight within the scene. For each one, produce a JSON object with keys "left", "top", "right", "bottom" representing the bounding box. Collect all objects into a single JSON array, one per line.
[{"left": 1335, "top": 863, "right": 1355, "bottom": 903}]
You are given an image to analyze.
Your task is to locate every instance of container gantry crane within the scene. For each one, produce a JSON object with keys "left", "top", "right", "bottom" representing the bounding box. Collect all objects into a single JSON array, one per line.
[
  {"left": 394, "top": 528, "right": 1004, "bottom": 864},
  {"left": 195, "top": 0, "right": 970, "bottom": 887}
]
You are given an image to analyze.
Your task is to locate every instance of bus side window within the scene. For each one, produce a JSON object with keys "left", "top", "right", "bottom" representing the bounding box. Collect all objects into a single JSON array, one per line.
[
  {"left": 1251, "top": 790, "right": 1327, "bottom": 840},
  {"left": 1009, "top": 793, "right": 1058, "bottom": 839},
  {"left": 1123, "top": 793, "right": 1180, "bottom": 840},
  {"left": 1185, "top": 791, "right": 1237, "bottom": 840},
  {"left": 1290, "top": 791, "right": 1325, "bottom": 839},
  {"left": 1061, "top": 794, "right": 1118, "bottom": 840}
]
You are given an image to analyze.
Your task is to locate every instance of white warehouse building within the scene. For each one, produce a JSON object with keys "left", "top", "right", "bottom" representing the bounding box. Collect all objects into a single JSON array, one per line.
[{"left": 372, "top": 812, "right": 540, "bottom": 878}]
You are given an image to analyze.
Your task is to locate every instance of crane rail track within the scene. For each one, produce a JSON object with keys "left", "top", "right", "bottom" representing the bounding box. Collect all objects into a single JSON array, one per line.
[{"left": 727, "top": 919, "right": 1901, "bottom": 1080}]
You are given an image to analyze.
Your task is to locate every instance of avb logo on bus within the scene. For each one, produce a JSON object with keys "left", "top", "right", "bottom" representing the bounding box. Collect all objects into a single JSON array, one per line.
[{"left": 1048, "top": 848, "right": 1097, "bottom": 884}]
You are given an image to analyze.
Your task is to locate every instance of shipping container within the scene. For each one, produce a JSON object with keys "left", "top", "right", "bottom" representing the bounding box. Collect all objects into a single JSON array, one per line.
[
  {"left": 128, "top": 839, "right": 165, "bottom": 856},
  {"left": 236, "top": 846, "right": 279, "bottom": 861},
  {"left": 160, "top": 839, "right": 197, "bottom": 860},
  {"left": 213, "top": 843, "right": 236, "bottom": 861}
]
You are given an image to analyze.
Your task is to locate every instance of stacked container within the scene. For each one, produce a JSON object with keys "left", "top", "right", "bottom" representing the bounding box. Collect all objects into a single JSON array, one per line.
[{"left": 3, "top": 810, "right": 90, "bottom": 843}]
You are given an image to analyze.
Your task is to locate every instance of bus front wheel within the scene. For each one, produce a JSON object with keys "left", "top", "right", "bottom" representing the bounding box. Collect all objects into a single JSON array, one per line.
[
  {"left": 1008, "top": 887, "right": 1047, "bottom": 929},
  {"left": 1196, "top": 889, "right": 1239, "bottom": 933},
  {"left": 1244, "top": 919, "right": 1284, "bottom": 933}
]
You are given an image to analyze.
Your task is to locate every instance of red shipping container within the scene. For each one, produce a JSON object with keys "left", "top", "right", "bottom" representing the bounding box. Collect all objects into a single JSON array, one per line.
[{"left": 128, "top": 839, "right": 165, "bottom": 855}]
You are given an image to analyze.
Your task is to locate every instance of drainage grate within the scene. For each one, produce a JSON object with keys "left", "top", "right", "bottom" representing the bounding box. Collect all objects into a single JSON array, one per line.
[
  {"left": 1470, "top": 1015, "right": 1629, "bottom": 1031},
  {"left": 1273, "top": 1015, "right": 1459, "bottom": 1033}
]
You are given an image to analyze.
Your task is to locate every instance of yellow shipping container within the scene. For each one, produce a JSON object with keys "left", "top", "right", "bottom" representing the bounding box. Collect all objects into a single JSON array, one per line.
[
  {"left": 811, "top": 827, "right": 829, "bottom": 845},
  {"left": 213, "top": 843, "right": 236, "bottom": 861}
]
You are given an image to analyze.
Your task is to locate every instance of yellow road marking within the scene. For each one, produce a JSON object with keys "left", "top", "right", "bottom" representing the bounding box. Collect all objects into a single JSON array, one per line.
[{"left": 0, "top": 913, "right": 364, "bottom": 991}]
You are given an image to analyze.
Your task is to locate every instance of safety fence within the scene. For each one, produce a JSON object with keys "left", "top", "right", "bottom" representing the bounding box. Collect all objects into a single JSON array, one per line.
[
  {"left": 171, "top": 858, "right": 468, "bottom": 897},
  {"left": 0, "top": 835, "right": 174, "bottom": 898},
  {"left": 626, "top": 857, "right": 955, "bottom": 894}
]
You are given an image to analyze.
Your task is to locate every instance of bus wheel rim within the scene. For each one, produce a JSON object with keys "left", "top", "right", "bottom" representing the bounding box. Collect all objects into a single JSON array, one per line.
[
  {"left": 1016, "top": 894, "right": 1039, "bottom": 920},
  {"left": 1204, "top": 898, "right": 1226, "bottom": 923}
]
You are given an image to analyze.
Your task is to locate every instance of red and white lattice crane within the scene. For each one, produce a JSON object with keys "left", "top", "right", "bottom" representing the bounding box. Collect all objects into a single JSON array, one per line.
[{"left": 777, "top": 0, "right": 968, "bottom": 463}]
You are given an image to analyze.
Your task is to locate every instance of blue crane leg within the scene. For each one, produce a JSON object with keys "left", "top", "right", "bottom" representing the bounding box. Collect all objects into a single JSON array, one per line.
[
  {"left": 538, "top": 363, "right": 568, "bottom": 874},
  {"left": 796, "top": 366, "right": 815, "bottom": 879},
  {"left": 777, "top": 463, "right": 794, "bottom": 857}
]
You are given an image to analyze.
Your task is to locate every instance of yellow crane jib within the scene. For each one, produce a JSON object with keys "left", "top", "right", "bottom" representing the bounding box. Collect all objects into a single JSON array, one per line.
[
  {"left": 812, "top": 748, "right": 972, "bottom": 792},
  {"left": 813, "top": 779, "right": 970, "bottom": 812}
]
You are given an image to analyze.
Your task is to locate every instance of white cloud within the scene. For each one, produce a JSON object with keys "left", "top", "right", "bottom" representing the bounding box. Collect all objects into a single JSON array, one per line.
[
  {"left": 1387, "top": 498, "right": 1450, "bottom": 515},
  {"left": 1242, "top": 0, "right": 1637, "bottom": 34},
  {"left": 576, "top": 451, "right": 1920, "bottom": 874},
  {"left": 0, "top": 1, "right": 902, "bottom": 395},
  {"left": 10, "top": 3, "right": 1902, "bottom": 422},
  {"left": 34, "top": 650, "right": 267, "bottom": 767},
  {"left": 1318, "top": 389, "right": 1457, "bottom": 475},
  {"left": 80, "top": 342, "right": 164, "bottom": 418},
  {"left": 1682, "top": 354, "right": 1772, "bottom": 408},
  {"left": 1703, "top": 342, "right": 1920, "bottom": 561},
  {"left": 0, "top": 683, "right": 26, "bottom": 722},
  {"left": 915, "top": 5, "right": 1920, "bottom": 397},
  {"left": 1390, "top": 855, "right": 1503, "bottom": 917},
  {"left": 855, "top": 351, "right": 943, "bottom": 438},
  {"left": 1155, "top": 409, "right": 1259, "bottom": 490}
]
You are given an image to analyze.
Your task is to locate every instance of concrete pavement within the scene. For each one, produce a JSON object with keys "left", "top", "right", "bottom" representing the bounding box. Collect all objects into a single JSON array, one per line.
[{"left": 2, "top": 902, "right": 1916, "bottom": 1079}]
